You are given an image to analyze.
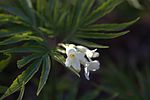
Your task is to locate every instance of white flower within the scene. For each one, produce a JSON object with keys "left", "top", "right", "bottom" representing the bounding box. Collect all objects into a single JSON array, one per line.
[
  {"left": 76, "top": 46, "right": 99, "bottom": 58},
  {"left": 59, "top": 43, "right": 101, "bottom": 80},
  {"left": 65, "top": 47, "right": 86, "bottom": 71},
  {"left": 84, "top": 60, "right": 100, "bottom": 80}
]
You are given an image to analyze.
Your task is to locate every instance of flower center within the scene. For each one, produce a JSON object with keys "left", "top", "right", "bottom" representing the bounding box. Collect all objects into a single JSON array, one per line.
[{"left": 69, "top": 53, "right": 75, "bottom": 59}]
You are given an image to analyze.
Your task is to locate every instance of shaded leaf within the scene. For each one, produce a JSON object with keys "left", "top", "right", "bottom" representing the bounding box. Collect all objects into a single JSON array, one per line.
[
  {"left": 18, "top": 0, "right": 36, "bottom": 26},
  {"left": 84, "top": 0, "right": 124, "bottom": 25},
  {"left": 0, "top": 45, "right": 46, "bottom": 54},
  {"left": 17, "top": 54, "right": 41, "bottom": 69},
  {"left": 0, "top": 4, "right": 30, "bottom": 23},
  {"left": 0, "top": 33, "right": 43, "bottom": 46},
  {"left": 0, "top": 26, "right": 30, "bottom": 38},
  {"left": 81, "top": 17, "right": 140, "bottom": 31},
  {"left": 72, "top": 38, "right": 109, "bottom": 48},
  {"left": 76, "top": 31, "right": 129, "bottom": 39},
  {"left": 37, "top": 54, "right": 51, "bottom": 95},
  {"left": 0, "top": 59, "right": 42, "bottom": 100}
]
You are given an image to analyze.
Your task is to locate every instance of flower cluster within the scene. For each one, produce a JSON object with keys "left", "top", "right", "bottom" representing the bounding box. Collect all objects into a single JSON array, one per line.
[{"left": 59, "top": 44, "right": 100, "bottom": 80}]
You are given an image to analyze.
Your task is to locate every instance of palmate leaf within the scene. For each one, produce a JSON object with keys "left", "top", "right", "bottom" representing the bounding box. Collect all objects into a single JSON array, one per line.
[
  {"left": 18, "top": 0, "right": 36, "bottom": 26},
  {"left": 75, "top": 0, "right": 95, "bottom": 27},
  {"left": 84, "top": 0, "right": 124, "bottom": 25},
  {"left": 0, "top": 14, "right": 20, "bottom": 23},
  {"left": 0, "top": 45, "right": 47, "bottom": 54},
  {"left": 81, "top": 17, "right": 140, "bottom": 31},
  {"left": 76, "top": 31, "right": 129, "bottom": 39},
  {"left": 72, "top": 38, "right": 109, "bottom": 49},
  {"left": 37, "top": 54, "right": 51, "bottom": 96},
  {"left": 38, "top": 27, "right": 54, "bottom": 36},
  {"left": 0, "top": 4, "right": 30, "bottom": 24},
  {"left": 17, "top": 54, "right": 41, "bottom": 69},
  {"left": 0, "top": 33, "right": 43, "bottom": 46},
  {"left": 0, "top": 59, "right": 42, "bottom": 100},
  {"left": 0, "top": 25, "right": 30, "bottom": 38},
  {"left": 36, "top": 0, "right": 47, "bottom": 14}
]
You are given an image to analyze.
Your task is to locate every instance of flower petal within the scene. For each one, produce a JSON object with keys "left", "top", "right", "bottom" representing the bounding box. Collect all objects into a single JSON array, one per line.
[
  {"left": 72, "top": 58, "right": 81, "bottom": 71},
  {"left": 66, "top": 47, "right": 76, "bottom": 56},
  {"left": 76, "top": 52, "right": 88, "bottom": 65},
  {"left": 65, "top": 57, "right": 72, "bottom": 67},
  {"left": 92, "top": 52, "right": 99, "bottom": 58},
  {"left": 86, "top": 60, "right": 100, "bottom": 71},
  {"left": 76, "top": 45, "right": 87, "bottom": 53},
  {"left": 76, "top": 52, "right": 85, "bottom": 60},
  {"left": 84, "top": 67, "right": 90, "bottom": 80}
]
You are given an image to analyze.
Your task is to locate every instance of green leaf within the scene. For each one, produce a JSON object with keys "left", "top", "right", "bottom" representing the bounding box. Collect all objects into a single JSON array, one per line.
[
  {"left": 0, "top": 4, "right": 30, "bottom": 23},
  {"left": 84, "top": 0, "right": 124, "bottom": 25},
  {"left": 37, "top": 54, "right": 51, "bottom": 96},
  {"left": 38, "top": 27, "right": 54, "bottom": 36},
  {"left": 71, "top": 0, "right": 83, "bottom": 28},
  {"left": 0, "top": 26, "right": 30, "bottom": 38},
  {"left": 0, "top": 33, "right": 43, "bottom": 46},
  {"left": 0, "top": 14, "right": 19, "bottom": 23},
  {"left": 0, "top": 45, "right": 46, "bottom": 54},
  {"left": 76, "top": 0, "right": 95, "bottom": 26},
  {"left": 0, "top": 35, "right": 28, "bottom": 46},
  {"left": 17, "top": 82, "right": 25, "bottom": 100},
  {"left": 0, "top": 53, "right": 11, "bottom": 72},
  {"left": 18, "top": 0, "right": 36, "bottom": 26},
  {"left": 76, "top": 31, "right": 129, "bottom": 39},
  {"left": 17, "top": 54, "right": 41, "bottom": 69},
  {"left": 0, "top": 59, "right": 42, "bottom": 100},
  {"left": 36, "top": 0, "right": 47, "bottom": 13},
  {"left": 72, "top": 38, "right": 109, "bottom": 48},
  {"left": 53, "top": 0, "right": 60, "bottom": 23},
  {"left": 81, "top": 17, "right": 140, "bottom": 31}
]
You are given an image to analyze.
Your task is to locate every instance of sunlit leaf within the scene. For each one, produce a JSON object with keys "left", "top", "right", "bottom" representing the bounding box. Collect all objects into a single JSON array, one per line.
[
  {"left": 37, "top": 54, "right": 51, "bottom": 96},
  {"left": 17, "top": 82, "right": 25, "bottom": 100},
  {"left": 0, "top": 59, "right": 42, "bottom": 100}
]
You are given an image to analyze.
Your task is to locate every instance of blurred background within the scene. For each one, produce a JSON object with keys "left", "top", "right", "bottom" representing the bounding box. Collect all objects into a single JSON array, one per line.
[{"left": 0, "top": 0, "right": 150, "bottom": 100}]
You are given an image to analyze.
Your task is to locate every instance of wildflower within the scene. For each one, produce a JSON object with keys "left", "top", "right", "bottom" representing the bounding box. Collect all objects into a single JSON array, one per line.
[
  {"left": 76, "top": 46, "right": 99, "bottom": 58},
  {"left": 60, "top": 43, "right": 100, "bottom": 80},
  {"left": 84, "top": 60, "right": 100, "bottom": 80},
  {"left": 65, "top": 47, "right": 86, "bottom": 71}
]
